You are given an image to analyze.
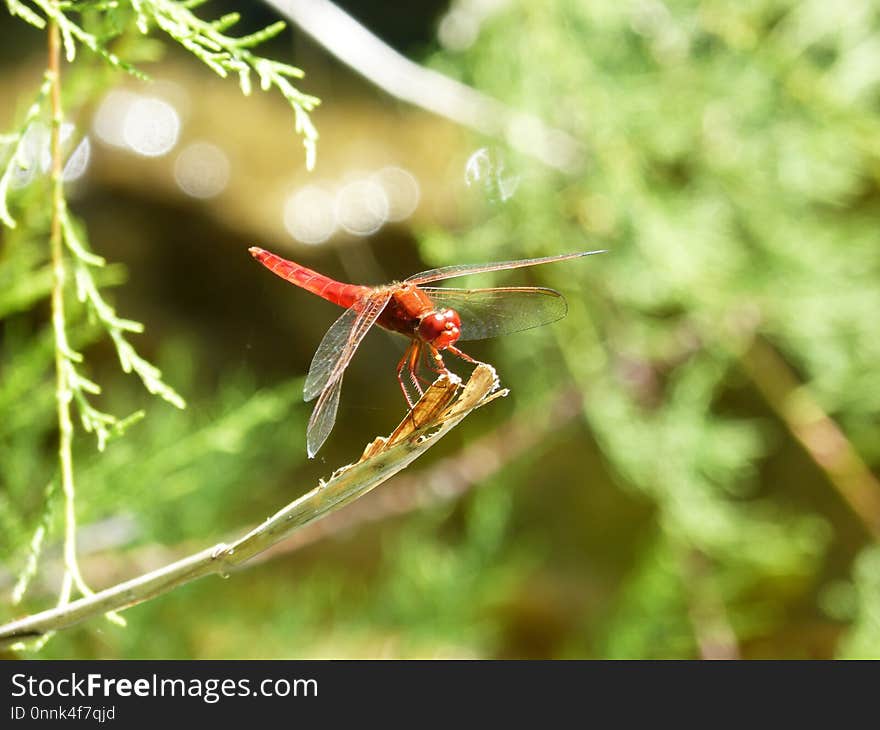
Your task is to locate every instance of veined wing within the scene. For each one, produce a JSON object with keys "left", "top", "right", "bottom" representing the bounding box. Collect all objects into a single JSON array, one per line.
[
  {"left": 306, "top": 376, "right": 345, "bottom": 459},
  {"left": 303, "top": 293, "right": 390, "bottom": 401},
  {"left": 406, "top": 250, "right": 605, "bottom": 285},
  {"left": 303, "top": 292, "right": 392, "bottom": 457},
  {"left": 422, "top": 286, "right": 567, "bottom": 341}
]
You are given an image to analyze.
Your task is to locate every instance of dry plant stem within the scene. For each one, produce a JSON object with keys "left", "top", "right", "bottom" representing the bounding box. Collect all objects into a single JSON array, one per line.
[
  {"left": 0, "top": 388, "right": 580, "bottom": 594},
  {"left": 0, "top": 367, "right": 503, "bottom": 647},
  {"left": 251, "top": 388, "right": 583, "bottom": 566},
  {"left": 47, "top": 10, "right": 91, "bottom": 608},
  {"left": 740, "top": 339, "right": 880, "bottom": 540}
]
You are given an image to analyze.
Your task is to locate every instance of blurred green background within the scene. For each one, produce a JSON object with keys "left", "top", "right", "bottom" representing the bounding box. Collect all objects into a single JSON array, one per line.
[{"left": 2, "top": 0, "right": 879, "bottom": 658}]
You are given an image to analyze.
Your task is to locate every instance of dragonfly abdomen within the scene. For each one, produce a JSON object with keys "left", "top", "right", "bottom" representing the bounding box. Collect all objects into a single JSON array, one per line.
[{"left": 249, "top": 247, "right": 367, "bottom": 309}]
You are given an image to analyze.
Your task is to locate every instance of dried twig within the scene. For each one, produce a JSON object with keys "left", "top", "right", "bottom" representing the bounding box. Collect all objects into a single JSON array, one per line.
[
  {"left": 0, "top": 366, "right": 505, "bottom": 648},
  {"left": 0, "top": 388, "right": 581, "bottom": 595},
  {"left": 249, "top": 387, "right": 582, "bottom": 565}
]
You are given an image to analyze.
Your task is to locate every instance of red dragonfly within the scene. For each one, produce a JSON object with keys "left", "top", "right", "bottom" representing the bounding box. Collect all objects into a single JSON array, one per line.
[{"left": 250, "top": 246, "right": 604, "bottom": 457}]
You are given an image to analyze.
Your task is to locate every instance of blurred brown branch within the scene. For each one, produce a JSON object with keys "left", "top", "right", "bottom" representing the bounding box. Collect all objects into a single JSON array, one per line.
[
  {"left": 739, "top": 338, "right": 880, "bottom": 541},
  {"left": 265, "top": 0, "right": 585, "bottom": 172}
]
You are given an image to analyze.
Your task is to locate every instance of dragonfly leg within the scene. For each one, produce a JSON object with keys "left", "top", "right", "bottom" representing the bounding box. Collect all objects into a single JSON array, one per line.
[
  {"left": 418, "top": 344, "right": 442, "bottom": 376},
  {"left": 446, "top": 344, "right": 481, "bottom": 365},
  {"left": 397, "top": 341, "right": 427, "bottom": 407},
  {"left": 396, "top": 342, "right": 418, "bottom": 408},
  {"left": 427, "top": 345, "right": 456, "bottom": 375},
  {"left": 407, "top": 341, "right": 426, "bottom": 396}
]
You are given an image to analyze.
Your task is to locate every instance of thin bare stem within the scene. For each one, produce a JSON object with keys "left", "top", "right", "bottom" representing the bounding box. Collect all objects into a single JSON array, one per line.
[
  {"left": 46, "top": 9, "right": 119, "bottom": 628},
  {"left": 249, "top": 388, "right": 582, "bottom": 566},
  {"left": 0, "top": 388, "right": 581, "bottom": 597},
  {"left": 0, "top": 366, "right": 504, "bottom": 647},
  {"left": 47, "top": 8, "right": 78, "bottom": 607},
  {"left": 739, "top": 339, "right": 880, "bottom": 541}
]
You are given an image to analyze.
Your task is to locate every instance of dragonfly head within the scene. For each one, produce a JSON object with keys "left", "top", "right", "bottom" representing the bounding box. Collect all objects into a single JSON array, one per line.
[{"left": 418, "top": 308, "right": 462, "bottom": 349}]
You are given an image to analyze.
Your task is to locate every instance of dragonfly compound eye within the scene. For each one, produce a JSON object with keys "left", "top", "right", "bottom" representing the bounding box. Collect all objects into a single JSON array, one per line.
[{"left": 418, "top": 309, "right": 461, "bottom": 348}]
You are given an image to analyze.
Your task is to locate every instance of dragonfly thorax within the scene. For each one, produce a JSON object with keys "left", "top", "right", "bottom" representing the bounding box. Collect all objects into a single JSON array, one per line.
[{"left": 418, "top": 308, "right": 461, "bottom": 349}]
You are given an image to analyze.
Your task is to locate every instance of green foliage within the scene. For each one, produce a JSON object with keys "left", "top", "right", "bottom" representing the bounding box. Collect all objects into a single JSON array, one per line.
[
  {"left": 370, "top": 483, "right": 523, "bottom": 652},
  {"left": 30, "top": 479, "right": 524, "bottom": 659},
  {"left": 836, "top": 546, "right": 880, "bottom": 659},
  {"left": 61, "top": 206, "right": 186, "bottom": 444},
  {"left": 0, "top": 74, "right": 53, "bottom": 229},
  {"left": 61, "top": 207, "right": 183, "bottom": 450},
  {"left": 598, "top": 536, "right": 696, "bottom": 659},
  {"left": 421, "top": 0, "right": 880, "bottom": 657},
  {"left": 0, "top": 0, "right": 320, "bottom": 640},
  {"left": 1, "top": 350, "right": 309, "bottom": 611},
  {"left": 3, "top": 0, "right": 878, "bottom": 659},
  {"left": 2, "top": 0, "right": 319, "bottom": 168},
  {"left": 128, "top": 0, "right": 319, "bottom": 168},
  {"left": 75, "top": 368, "right": 308, "bottom": 540}
]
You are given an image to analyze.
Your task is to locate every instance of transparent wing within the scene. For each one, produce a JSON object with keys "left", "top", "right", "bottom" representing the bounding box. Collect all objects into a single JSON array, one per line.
[
  {"left": 306, "top": 376, "right": 344, "bottom": 458},
  {"left": 406, "top": 250, "right": 605, "bottom": 285},
  {"left": 421, "top": 286, "right": 567, "bottom": 341},
  {"left": 303, "top": 293, "right": 390, "bottom": 401},
  {"left": 304, "top": 306, "right": 360, "bottom": 402},
  {"left": 303, "top": 292, "right": 391, "bottom": 457}
]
